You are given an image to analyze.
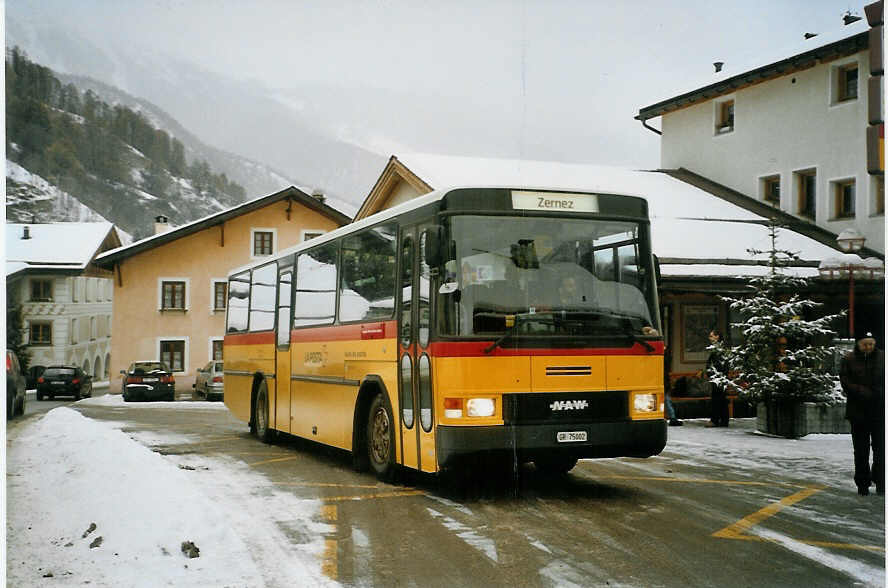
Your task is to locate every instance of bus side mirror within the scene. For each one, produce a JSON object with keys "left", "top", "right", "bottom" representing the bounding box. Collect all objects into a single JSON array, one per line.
[{"left": 424, "top": 226, "right": 444, "bottom": 268}]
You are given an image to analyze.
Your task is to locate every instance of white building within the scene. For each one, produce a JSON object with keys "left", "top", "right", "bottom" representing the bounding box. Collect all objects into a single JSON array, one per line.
[
  {"left": 636, "top": 5, "right": 884, "bottom": 255},
  {"left": 6, "top": 223, "right": 122, "bottom": 378}
]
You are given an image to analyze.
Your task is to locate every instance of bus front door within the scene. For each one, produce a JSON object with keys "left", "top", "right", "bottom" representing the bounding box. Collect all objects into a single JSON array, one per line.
[
  {"left": 398, "top": 224, "right": 437, "bottom": 473},
  {"left": 275, "top": 268, "right": 293, "bottom": 434}
]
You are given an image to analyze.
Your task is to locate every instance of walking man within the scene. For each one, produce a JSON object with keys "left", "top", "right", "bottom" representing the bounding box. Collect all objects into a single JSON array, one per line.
[{"left": 840, "top": 332, "right": 885, "bottom": 496}]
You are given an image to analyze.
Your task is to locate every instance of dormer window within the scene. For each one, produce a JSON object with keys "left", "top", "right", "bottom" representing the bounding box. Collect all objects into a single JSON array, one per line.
[{"left": 715, "top": 99, "right": 734, "bottom": 134}]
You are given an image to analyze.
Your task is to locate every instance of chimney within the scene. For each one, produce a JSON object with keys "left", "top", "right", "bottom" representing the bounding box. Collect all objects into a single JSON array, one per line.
[
  {"left": 311, "top": 189, "right": 327, "bottom": 204},
  {"left": 154, "top": 215, "right": 171, "bottom": 235},
  {"left": 843, "top": 11, "right": 862, "bottom": 25},
  {"left": 713, "top": 61, "right": 724, "bottom": 73},
  {"left": 21, "top": 226, "right": 31, "bottom": 240}
]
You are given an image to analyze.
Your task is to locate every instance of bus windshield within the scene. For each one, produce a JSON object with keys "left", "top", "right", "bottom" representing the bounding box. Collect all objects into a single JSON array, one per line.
[{"left": 439, "top": 215, "right": 660, "bottom": 340}]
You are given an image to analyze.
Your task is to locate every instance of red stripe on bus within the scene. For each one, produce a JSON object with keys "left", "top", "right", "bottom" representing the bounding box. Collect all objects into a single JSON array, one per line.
[
  {"left": 427, "top": 341, "right": 665, "bottom": 357},
  {"left": 288, "top": 321, "right": 398, "bottom": 343},
  {"left": 224, "top": 331, "right": 276, "bottom": 345}
]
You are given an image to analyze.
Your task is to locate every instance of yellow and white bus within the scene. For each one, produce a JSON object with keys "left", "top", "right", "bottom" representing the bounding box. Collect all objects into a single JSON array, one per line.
[{"left": 224, "top": 186, "right": 666, "bottom": 478}]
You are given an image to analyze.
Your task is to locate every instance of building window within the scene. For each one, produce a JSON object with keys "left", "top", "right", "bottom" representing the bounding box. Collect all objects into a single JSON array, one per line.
[
  {"left": 30, "top": 323, "right": 52, "bottom": 346},
  {"left": 90, "top": 317, "right": 97, "bottom": 340},
  {"left": 838, "top": 65, "right": 858, "bottom": 102},
  {"left": 71, "top": 318, "right": 78, "bottom": 344},
  {"left": 30, "top": 279, "right": 53, "bottom": 301},
  {"left": 833, "top": 179, "right": 856, "bottom": 219},
  {"left": 715, "top": 99, "right": 734, "bottom": 134},
  {"left": 161, "top": 281, "right": 187, "bottom": 310},
  {"left": 795, "top": 170, "right": 816, "bottom": 219},
  {"left": 213, "top": 281, "right": 227, "bottom": 311},
  {"left": 302, "top": 230, "right": 325, "bottom": 242},
  {"left": 72, "top": 278, "right": 79, "bottom": 302},
  {"left": 212, "top": 339, "right": 224, "bottom": 360},
  {"left": 252, "top": 230, "right": 274, "bottom": 257},
  {"left": 762, "top": 175, "right": 780, "bottom": 205},
  {"left": 160, "top": 339, "right": 186, "bottom": 372},
  {"left": 873, "top": 176, "right": 885, "bottom": 216}
]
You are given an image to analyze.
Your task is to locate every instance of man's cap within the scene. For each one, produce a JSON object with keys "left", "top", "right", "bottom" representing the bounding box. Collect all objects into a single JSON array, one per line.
[{"left": 856, "top": 331, "right": 876, "bottom": 342}]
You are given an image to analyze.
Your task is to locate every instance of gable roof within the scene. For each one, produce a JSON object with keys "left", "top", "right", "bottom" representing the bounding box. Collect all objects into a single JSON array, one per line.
[
  {"left": 361, "top": 153, "right": 846, "bottom": 280},
  {"left": 636, "top": 18, "right": 869, "bottom": 123},
  {"left": 6, "top": 222, "right": 120, "bottom": 278},
  {"left": 94, "top": 186, "right": 351, "bottom": 268}
]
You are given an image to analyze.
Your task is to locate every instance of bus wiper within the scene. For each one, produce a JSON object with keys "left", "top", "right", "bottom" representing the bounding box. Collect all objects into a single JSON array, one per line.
[
  {"left": 483, "top": 314, "right": 552, "bottom": 354},
  {"left": 622, "top": 324, "right": 655, "bottom": 352}
]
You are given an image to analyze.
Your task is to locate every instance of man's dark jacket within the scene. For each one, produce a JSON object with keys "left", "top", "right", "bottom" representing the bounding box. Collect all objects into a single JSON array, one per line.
[{"left": 840, "top": 348, "right": 885, "bottom": 423}]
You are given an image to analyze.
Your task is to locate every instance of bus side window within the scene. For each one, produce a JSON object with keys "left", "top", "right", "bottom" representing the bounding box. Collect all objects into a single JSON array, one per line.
[
  {"left": 226, "top": 271, "right": 251, "bottom": 333},
  {"left": 294, "top": 241, "right": 338, "bottom": 327}
]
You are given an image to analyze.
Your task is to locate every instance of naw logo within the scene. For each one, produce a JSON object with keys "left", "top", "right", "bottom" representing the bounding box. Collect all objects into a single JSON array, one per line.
[{"left": 549, "top": 400, "right": 589, "bottom": 411}]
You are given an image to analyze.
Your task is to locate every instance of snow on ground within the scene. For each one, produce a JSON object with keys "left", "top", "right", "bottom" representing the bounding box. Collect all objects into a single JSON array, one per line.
[
  {"left": 6, "top": 397, "right": 879, "bottom": 587},
  {"left": 6, "top": 398, "right": 335, "bottom": 587}
]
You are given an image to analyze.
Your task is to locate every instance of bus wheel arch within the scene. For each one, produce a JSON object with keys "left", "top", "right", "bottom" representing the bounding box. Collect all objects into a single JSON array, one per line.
[
  {"left": 250, "top": 374, "right": 274, "bottom": 443},
  {"left": 353, "top": 377, "right": 396, "bottom": 479}
]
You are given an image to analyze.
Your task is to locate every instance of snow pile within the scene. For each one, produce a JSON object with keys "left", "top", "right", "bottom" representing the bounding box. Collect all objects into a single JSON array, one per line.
[{"left": 6, "top": 408, "right": 265, "bottom": 586}]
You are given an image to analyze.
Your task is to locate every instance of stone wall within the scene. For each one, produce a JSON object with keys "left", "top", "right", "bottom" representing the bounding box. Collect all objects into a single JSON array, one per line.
[{"left": 756, "top": 402, "right": 851, "bottom": 437}]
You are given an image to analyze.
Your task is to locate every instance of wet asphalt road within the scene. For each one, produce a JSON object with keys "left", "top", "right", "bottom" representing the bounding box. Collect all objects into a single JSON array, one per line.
[{"left": 23, "top": 394, "right": 887, "bottom": 587}]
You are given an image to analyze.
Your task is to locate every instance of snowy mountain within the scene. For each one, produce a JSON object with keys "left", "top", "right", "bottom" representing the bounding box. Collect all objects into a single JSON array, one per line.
[{"left": 5, "top": 17, "right": 386, "bottom": 209}]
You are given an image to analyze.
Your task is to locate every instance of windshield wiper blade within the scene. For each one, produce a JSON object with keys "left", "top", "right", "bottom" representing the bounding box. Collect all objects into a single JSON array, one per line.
[
  {"left": 483, "top": 314, "right": 553, "bottom": 354},
  {"left": 622, "top": 325, "right": 655, "bottom": 352}
]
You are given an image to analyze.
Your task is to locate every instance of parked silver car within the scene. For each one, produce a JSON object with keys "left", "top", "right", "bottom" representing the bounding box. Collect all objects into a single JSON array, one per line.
[{"left": 193, "top": 360, "right": 224, "bottom": 401}]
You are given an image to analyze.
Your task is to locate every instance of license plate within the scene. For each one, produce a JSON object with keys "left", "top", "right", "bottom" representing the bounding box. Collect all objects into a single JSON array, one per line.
[
  {"left": 557, "top": 431, "right": 587, "bottom": 443},
  {"left": 52, "top": 381, "right": 65, "bottom": 385},
  {"left": 143, "top": 378, "right": 158, "bottom": 382}
]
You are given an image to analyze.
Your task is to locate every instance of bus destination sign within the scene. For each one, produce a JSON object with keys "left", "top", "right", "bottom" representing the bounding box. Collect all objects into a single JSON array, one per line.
[{"left": 512, "top": 190, "right": 599, "bottom": 213}]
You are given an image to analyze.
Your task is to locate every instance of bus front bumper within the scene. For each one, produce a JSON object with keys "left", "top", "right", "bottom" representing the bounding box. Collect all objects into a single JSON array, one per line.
[{"left": 436, "top": 419, "right": 667, "bottom": 468}]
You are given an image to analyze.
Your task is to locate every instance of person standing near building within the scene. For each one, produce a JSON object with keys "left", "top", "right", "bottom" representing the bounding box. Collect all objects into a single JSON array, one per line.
[
  {"left": 705, "top": 330, "right": 730, "bottom": 427},
  {"left": 840, "top": 332, "right": 885, "bottom": 496}
]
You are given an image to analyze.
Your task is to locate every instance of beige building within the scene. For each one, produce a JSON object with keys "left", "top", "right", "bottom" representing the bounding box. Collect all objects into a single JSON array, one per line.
[
  {"left": 95, "top": 187, "right": 349, "bottom": 391},
  {"left": 6, "top": 222, "right": 123, "bottom": 377}
]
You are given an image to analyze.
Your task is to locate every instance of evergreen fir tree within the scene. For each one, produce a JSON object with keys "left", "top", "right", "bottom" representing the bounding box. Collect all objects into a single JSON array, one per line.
[{"left": 710, "top": 222, "right": 844, "bottom": 405}]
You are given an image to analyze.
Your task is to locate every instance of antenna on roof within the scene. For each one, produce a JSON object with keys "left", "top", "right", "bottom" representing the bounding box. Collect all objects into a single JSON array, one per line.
[
  {"left": 713, "top": 61, "right": 724, "bottom": 73},
  {"left": 804, "top": 32, "right": 818, "bottom": 39}
]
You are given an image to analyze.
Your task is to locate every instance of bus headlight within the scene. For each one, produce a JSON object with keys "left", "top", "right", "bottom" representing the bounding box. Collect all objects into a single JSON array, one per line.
[
  {"left": 466, "top": 398, "right": 496, "bottom": 417},
  {"left": 633, "top": 393, "right": 657, "bottom": 413}
]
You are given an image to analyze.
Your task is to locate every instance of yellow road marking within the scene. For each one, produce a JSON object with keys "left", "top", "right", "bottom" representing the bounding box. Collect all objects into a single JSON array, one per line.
[
  {"left": 322, "top": 539, "right": 338, "bottom": 580},
  {"left": 276, "top": 482, "right": 400, "bottom": 489},
  {"left": 321, "top": 505, "right": 338, "bottom": 580},
  {"left": 249, "top": 455, "right": 302, "bottom": 466},
  {"left": 599, "top": 474, "right": 806, "bottom": 489},
  {"left": 323, "top": 490, "right": 426, "bottom": 503},
  {"left": 713, "top": 486, "right": 824, "bottom": 539}
]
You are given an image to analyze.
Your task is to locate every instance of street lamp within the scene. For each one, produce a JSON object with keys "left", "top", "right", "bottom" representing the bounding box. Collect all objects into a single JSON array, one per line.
[{"left": 818, "top": 229, "right": 884, "bottom": 338}]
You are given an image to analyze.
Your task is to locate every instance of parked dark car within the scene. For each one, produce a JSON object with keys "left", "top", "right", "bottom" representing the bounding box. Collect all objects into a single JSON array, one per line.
[
  {"left": 26, "top": 365, "right": 46, "bottom": 389},
  {"left": 6, "top": 350, "right": 26, "bottom": 419},
  {"left": 121, "top": 361, "right": 175, "bottom": 402},
  {"left": 193, "top": 360, "right": 224, "bottom": 401},
  {"left": 36, "top": 366, "right": 93, "bottom": 400}
]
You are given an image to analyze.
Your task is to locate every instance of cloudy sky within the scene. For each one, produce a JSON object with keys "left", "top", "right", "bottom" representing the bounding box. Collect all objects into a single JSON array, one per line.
[{"left": 6, "top": 0, "right": 868, "bottom": 193}]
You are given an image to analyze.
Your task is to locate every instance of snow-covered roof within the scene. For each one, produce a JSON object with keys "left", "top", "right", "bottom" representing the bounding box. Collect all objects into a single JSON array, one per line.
[
  {"left": 95, "top": 186, "right": 351, "bottom": 267},
  {"left": 638, "top": 18, "right": 869, "bottom": 120},
  {"left": 392, "top": 153, "right": 844, "bottom": 270},
  {"left": 6, "top": 222, "right": 116, "bottom": 277}
]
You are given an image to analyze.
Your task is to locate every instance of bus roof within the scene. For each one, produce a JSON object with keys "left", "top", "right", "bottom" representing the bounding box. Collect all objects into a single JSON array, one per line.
[{"left": 227, "top": 185, "right": 648, "bottom": 277}]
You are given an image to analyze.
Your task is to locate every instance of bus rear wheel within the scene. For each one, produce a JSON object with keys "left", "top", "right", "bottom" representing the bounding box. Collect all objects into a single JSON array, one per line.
[
  {"left": 367, "top": 394, "right": 395, "bottom": 480},
  {"left": 253, "top": 380, "right": 274, "bottom": 444},
  {"left": 533, "top": 455, "right": 578, "bottom": 476}
]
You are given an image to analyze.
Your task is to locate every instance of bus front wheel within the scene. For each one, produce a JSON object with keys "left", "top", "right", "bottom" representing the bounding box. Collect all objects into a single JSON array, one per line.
[
  {"left": 367, "top": 394, "right": 395, "bottom": 480},
  {"left": 253, "top": 380, "right": 274, "bottom": 444}
]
